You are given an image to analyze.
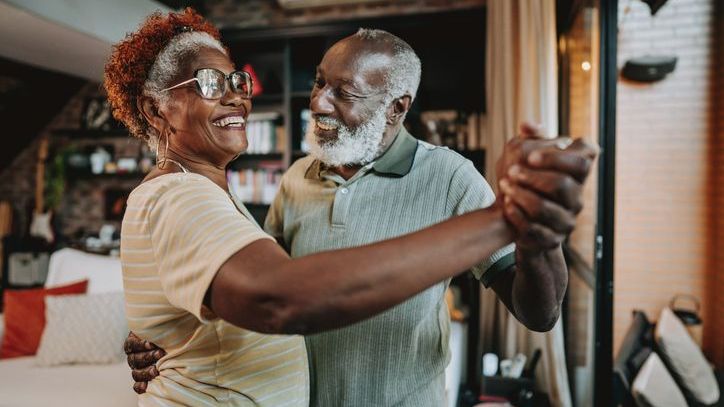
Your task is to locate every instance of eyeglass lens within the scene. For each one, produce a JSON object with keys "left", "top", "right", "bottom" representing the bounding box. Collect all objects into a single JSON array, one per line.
[{"left": 195, "top": 68, "right": 252, "bottom": 99}]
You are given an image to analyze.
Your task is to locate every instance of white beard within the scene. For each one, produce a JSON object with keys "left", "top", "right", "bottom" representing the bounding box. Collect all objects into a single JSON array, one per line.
[{"left": 305, "top": 103, "right": 388, "bottom": 167}]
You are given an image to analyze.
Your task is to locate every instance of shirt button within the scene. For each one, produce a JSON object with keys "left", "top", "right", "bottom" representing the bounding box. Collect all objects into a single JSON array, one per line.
[{"left": 340, "top": 187, "right": 349, "bottom": 194}]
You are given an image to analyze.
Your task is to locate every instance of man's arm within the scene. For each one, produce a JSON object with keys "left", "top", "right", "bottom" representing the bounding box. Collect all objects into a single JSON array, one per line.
[
  {"left": 491, "top": 137, "right": 598, "bottom": 331},
  {"left": 490, "top": 248, "right": 567, "bottom": 332}
]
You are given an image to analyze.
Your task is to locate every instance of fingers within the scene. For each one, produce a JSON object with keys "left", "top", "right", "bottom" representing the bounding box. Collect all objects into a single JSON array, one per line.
[
  {"left": 133, "top": 381, "right": 147, "bottom": 395},
  {"left": 502, "top": 197, "right": 564, "bottom": 251},
  {"left": 500, "top": 179, "right": 576, "bottom": 235},
  {"left": 567, "top": 138, "right": 600, "bottom": 159},
  {"left": 526, "top": 139, "right": 599, "bottom": 183},
  {"left": 507, "top": 165, "right": 583, "bottom": 214},
  {"left": 496, "top": 137, "right": 560, "bottom": 185},
  {"left": 127, "top": 349, "right": 166, "bottom": 370},
  {"left": 125, "top": 331, "right": 162, "bottom": 395},
  {"left": 124, "top": 331, "right": 159, "bottom": 354},
  {"left": 132, "top": 365, "right": 160, "bottom": 382},
  {"left": 519, "top": 122, "right": 545, "bottom": 139}
]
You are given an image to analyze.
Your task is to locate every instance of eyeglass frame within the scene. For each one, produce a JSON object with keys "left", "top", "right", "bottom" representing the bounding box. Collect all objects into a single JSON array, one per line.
[{"left": 161, "top": 68, "right": 254, "bottom": 100}]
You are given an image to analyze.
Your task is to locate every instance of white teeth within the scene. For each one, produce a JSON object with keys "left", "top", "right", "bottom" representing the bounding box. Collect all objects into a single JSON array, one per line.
[
  {"left": 213, "top": 116, "right": 246, "bottom": 127},
  {"left": 316, "top": 122, "right": 337, "bottom": 131}
]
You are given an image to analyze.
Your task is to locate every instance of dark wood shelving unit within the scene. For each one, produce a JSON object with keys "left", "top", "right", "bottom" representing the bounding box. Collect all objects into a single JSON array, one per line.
[
  {"left": 243, "top": 202, "right": 271, "bottom": 208},
  {"left": 52, "top": 128, "right": 129, "bottom": 139},
  {"left": 235, "top": 152, "right": 284, "bottom": 161},
  {"left": 224, "top": 6, "right": 487, "bottom": 180},
  {"left": 222, "top": 7, "right": 488, "bottom": 394},
  {"left": 66, "top": 171, "right": 147, "bottom": 180},
  {"left": 252, "top": 93, "right": 284, "bottom": 103},
  {"left": 290, "top": 90, "right": 313, "bottom": 98}
]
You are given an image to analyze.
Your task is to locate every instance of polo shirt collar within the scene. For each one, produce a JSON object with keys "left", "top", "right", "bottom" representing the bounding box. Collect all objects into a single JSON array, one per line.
[
  {"left": 371, "top": 127, "right": 417, "bottom": 177},
  {"left": 304, "top": 126, "right": 418, "bottom": 180},
  {"left": 304, "top": 158, "right": 324, "bottom": 180}
]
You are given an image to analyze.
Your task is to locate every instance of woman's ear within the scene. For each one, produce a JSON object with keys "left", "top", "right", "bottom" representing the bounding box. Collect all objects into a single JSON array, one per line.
[
  {"left": 137, "top": 96, "right": 166, "bottom": 133},
  {"left": 386, "top": 95, "right": 412, "bottom": 125}
]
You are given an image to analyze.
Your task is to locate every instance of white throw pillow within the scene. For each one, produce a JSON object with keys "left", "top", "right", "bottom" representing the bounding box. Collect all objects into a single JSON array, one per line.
[
  {"left": 655, "top": 307, "right": 720, "bottom": 405},
  {"left": 45, "top": 248, "right": 124, "bottom": 293},
  {"left": 632, "top": 352, "right": 687, "bottom": 407},
  {"left": 35, "top": 292, "right": 128, "bottom": 366}
]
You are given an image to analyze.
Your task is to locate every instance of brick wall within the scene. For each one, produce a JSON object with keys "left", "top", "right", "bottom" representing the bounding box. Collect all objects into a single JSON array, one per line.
[
  {"left": 0, "top": 83, "right": 144, "bottom": 241},
  {"left": 614, "top": 0, "right": 719, "bottom": 364},
  {"left": 0, "top": 83, "right": 95, "bottom": 235}
]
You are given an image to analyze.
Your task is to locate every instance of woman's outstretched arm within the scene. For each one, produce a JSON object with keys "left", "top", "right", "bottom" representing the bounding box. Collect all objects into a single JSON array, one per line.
[{"left": 209, "top": 206, "right": 512, "bottom": 334}]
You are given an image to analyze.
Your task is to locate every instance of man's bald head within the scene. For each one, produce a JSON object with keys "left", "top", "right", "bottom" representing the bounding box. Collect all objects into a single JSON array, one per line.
[{"left": 337, "top": 29, "right": 422, "bottom": 103}]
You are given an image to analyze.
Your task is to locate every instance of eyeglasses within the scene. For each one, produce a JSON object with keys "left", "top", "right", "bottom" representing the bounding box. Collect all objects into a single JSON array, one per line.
[{"left": 161, "top": 68, "right": 253, "bottom": 100}]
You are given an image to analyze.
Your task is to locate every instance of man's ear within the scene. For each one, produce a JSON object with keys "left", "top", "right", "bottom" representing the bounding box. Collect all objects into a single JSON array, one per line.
[
  {"left": 386, "top": 95, "right": 412, "bottom": 125},
  {"left": 137, "top": 96, "right": 166, "bottom": 134}
]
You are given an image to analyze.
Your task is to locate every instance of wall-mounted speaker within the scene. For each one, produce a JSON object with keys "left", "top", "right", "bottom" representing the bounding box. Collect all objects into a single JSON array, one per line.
[
  {"left": 621, "top": 56, "right": 677, "bottom": 82},
  {"left": 641, "top": 0, "right": 670, "bottom": 16}
]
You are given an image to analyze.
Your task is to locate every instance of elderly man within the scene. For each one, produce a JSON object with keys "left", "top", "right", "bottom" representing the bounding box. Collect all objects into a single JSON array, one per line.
[{"left": 127, "top": 29, "right": 595, "bottom": 406}]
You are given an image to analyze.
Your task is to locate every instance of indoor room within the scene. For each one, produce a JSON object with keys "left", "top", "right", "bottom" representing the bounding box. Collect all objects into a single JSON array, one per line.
[{"left": 0, "top": 0, "right": 721, "bottom": 406}]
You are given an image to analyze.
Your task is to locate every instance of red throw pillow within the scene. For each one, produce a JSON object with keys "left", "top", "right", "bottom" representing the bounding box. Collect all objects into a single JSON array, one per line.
[{"left": 0, "top": 280, "right": 88, "bottom": 359}]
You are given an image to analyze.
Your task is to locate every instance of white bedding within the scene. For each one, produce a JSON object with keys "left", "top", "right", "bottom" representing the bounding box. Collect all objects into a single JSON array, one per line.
[{"left": 0, "top": 356, "right": 136, "bottom": 407}]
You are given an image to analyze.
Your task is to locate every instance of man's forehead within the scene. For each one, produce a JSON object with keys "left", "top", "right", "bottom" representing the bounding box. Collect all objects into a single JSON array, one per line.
[{"left": 319, "top": 40, "right": 392, "bottom": 91}]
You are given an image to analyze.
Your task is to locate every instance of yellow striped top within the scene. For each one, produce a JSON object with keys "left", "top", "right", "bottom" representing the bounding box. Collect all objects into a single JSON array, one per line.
[{"left": 121, "top": 173, "right": 309, "bottom": 407}]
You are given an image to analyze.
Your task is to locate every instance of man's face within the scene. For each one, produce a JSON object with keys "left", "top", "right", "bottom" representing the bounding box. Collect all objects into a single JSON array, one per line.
[{"left": 307, "top": 39, "right": 393, "bottom": 166}]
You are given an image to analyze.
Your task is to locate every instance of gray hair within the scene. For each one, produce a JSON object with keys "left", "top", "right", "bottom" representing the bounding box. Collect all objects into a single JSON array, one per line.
[
  {"left": 142, "top": 31, "right": 227, "bottom": 148},
  {"left": 353, "top": 28, "right": 422, "bottom": 102}
]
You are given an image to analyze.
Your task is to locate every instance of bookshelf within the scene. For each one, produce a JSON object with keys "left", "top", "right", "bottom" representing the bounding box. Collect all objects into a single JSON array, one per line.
[
  {"left": 222, "top": 7, "right": 489, "bottom": 393},
  {"left": 225, "top": 7, "right": 487, "bottom": 225}
]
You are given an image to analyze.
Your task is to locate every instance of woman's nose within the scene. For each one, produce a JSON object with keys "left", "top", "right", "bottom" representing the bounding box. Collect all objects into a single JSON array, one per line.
[{"left": 220, "top": 85, "right": 246, "bottom": 107}]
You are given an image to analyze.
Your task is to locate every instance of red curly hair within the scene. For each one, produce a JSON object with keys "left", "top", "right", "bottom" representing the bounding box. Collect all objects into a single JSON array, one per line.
[{"left": 104, "top": 8, "right": 221, "bottom": 143}]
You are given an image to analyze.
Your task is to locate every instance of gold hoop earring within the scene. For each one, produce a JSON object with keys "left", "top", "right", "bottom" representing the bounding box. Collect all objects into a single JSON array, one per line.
[{"left": 157, "top": 129, "right": 170, "bottom": 169}]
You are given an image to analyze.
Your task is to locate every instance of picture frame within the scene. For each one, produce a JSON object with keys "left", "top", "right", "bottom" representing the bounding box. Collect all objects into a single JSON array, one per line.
[{"left": 81, "top": 97, "right": 121, "bottom": 130}]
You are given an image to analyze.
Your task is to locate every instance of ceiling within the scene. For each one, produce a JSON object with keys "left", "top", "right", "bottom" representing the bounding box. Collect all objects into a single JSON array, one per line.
[
  {"left": 0, "top": 0, "right": 173, "bottom": 82},
  {"left": 0, "top": 0, "right": 173, "bottom": 173}
]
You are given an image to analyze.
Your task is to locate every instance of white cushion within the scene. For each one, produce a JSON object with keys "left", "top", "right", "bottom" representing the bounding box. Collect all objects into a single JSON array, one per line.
[
  {"left": 45, "top": 248, "right": 123, "bottom": 293},
  {"left": 0, "top": 356, "right": 137, "bottom": 406},
  {"left": 655, "top": 308, "right": 720, "bottom": 405},
  {"left": 35, "top": 292, "right": 128, "bottom": 366},
  {"left": 632, "top": 352, "right": 687, "bottom": 407}
]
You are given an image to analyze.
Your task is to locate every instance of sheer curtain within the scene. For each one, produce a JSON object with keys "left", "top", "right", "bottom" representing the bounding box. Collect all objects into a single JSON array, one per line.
[{"left": 482, "top": 1, "right": 572, "bottom": 406}]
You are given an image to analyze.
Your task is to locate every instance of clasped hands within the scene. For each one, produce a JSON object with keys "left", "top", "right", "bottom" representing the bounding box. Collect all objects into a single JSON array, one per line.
[{"left": 496, "top": 123, "right": 599, "bottom": 252}]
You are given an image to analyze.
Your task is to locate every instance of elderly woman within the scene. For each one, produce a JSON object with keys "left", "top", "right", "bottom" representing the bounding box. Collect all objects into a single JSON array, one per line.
[{"left": 106, "top": 8, "right": 592, "bottom": 407}]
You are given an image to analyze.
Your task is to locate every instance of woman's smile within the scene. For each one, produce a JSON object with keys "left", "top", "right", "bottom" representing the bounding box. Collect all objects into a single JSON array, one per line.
[{"left": 211, "top": 112, "right": 247, "bottom": 131}]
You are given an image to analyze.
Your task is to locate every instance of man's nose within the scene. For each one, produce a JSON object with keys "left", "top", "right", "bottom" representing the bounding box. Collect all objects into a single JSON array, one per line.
[{"left": 310, "top": 88, "right": 334, "bottom": 115}]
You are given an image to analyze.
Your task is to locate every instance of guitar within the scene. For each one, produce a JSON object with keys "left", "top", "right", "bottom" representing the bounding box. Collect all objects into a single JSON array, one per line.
[{"left": 29, "top": 137, "right": 54, "bottom": 243}]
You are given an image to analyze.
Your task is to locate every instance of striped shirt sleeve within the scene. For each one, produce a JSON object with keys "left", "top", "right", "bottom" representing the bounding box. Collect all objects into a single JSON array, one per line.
[
  {"left": 148, "top": 176, "right": 274, "bottom": 322},
  {"left": 446, "top": 160, "right": 516, "bottom": 287}
]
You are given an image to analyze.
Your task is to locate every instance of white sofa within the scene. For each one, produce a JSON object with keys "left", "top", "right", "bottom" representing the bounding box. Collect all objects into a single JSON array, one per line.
[
  {"left": 0, "top": 248, "right": 466, "bottom": 407},
  {"left": 0, "top": 248, "right": 137, "bottom": 407}
]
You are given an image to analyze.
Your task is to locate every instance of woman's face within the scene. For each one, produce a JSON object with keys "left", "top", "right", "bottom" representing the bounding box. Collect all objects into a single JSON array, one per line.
[{"left": 160, "top": 47, "right": 251, "bottom": 166}]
